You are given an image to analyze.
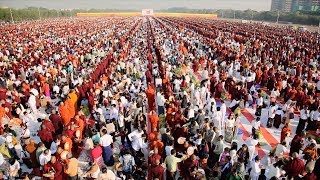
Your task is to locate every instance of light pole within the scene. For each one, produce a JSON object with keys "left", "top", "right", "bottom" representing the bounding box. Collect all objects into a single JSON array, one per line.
[{"left": 276, "top": 10, "right": 280, "bottom": 24}]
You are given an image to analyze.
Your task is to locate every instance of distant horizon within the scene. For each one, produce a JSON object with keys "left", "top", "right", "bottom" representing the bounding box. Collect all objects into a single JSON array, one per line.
[{"left": 0, "top": 0, "right": 272, "bottom": 11}]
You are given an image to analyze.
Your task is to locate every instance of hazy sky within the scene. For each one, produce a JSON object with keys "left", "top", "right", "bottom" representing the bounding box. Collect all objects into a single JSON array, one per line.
[{"left": 0, "top": 0, "right": 272, "bottom": 11}]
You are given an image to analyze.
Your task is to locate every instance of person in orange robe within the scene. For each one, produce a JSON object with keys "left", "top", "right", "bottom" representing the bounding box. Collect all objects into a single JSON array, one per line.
[
  {"left": 146, "top": 84, "right": 156, "bottom": 111},
  {"left": 149, "top": 128, "right": 160, "bottom": 143},
  {"left": 149, "top": 110, "right": 159, "bottom": 130},
  {"left": 65, "top": 99, "right": 75, "bottom": 119},
  {"left": 58, "top": 102, "right": 71, "bottom": 126},
  {"left": 0, "top": 106, "right": 5, "bottom": 128},
  {"left": 280, "top": 123, "right": 292, "bottom": 143},
  {"left": 67, "top": 90, "right": 78, "bottom": 115},
  {"left": 74, "top": 115, "right": 84, "bottom": 139},
  {"left": 150, "top": 135, "right": 164, "bottom": 155},
  {"left": 60, "top": 134, "right": 73, "bottom": 153}
]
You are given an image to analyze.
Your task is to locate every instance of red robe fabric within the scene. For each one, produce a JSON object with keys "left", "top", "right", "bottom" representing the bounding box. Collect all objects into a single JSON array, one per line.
[
  {"left": 284, "top": 158, "right": 305, "bottom": 178},
  {"left": 38, "top": 129, "right": 53, "bottom": 144}
]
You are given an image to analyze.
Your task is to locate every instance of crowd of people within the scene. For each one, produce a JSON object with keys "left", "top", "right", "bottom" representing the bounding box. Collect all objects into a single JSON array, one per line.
[{"left": 0, "top": 15, "right": 319, "bottom": 180}]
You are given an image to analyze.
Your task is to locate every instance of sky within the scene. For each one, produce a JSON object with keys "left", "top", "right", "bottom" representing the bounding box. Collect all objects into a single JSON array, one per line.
[{"left": 0, "top": 0, "right": 272, "bottom": 11}]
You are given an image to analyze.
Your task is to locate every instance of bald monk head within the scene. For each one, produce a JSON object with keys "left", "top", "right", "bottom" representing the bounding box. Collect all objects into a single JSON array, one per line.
[{"left": 155, "top": 159, "right": 160, "bottom": 166}]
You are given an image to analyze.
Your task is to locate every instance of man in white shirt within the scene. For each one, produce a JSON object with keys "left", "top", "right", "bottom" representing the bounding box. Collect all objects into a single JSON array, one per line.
[
  {"left": 39, "top": 149, "right": 51, "bottom": 167},
  {"left": 255, "top": 94, "right": 263, "bottom": 116},
  {"left": 296, "top": 106, "right": 309, "bottom": 134},
  {"left": 109, "top": 104, "right": 119, "bottom": 121},
  {"left": 250, "top": 156, "right": 261, "bottom": 180},
  {"left": 99, "top": 129, "right": 114, "bottom": 165},
  {"left": 128, "top": 128, "right": 145, "bottom": 152},
  {"left": 156, "top": 92, "right": 166, "bottom": 115},
  {"left": 274, "top": 141, "right": 289, "bottom": 157},
  {"left": 267, "top": 103, "right": 277, "bottom": 128}
]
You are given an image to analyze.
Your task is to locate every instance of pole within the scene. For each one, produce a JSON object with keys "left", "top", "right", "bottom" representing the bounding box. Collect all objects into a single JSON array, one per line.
[
  {"left": 9, "top": 8, "right": 14, "bottom": 24},
  {"left": 234, "top": 11, "right": 236, "bottom": 20},
  {"left": 276, "top": 10, "right": 280, "bottom": 24},
  {"left": 38, "top": 7, "right": 41, "bottom": 21},
  {"left": 221, "top": 11, "right": 224, "bottom": 18}
]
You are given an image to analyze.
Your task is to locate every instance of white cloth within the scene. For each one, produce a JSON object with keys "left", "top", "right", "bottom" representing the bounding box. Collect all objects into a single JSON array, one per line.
[
  {"left": 250, "top": 161, "right": 261, "bottom": 180},
  {"left": 39, "top": 151, "right": 52, "bottom": 166},
  {"left": 266, "top": 165, "right": 281, "bottom": 179},
  {"left": 300, "top": 109, "right": 309, "bottom": 120},
  {"left": 128, "top": 130, "right": 145, "bottom": 151},
  {"left": 99, "top": 134, "right": 113, "bottom": 147},
  {"left": 274, "top": 144, "right": 288, "bottom": 157}
]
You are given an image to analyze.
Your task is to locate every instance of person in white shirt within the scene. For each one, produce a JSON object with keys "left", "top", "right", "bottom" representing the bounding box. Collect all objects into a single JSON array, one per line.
[
  {"left": 251, "top": 117, "right": 261, "bottom": 138},
  {"left": 247, "top": 136, "right": 259, "bottom": 161},
  {"left": 99, "top": 129, "right": 114, "bottom": 166},
  {"left": 165, "top": 140, "right": 174, "bottom": 156},
  {"left": 266, "top": 162, "right": 281, "bottom": 179},
  {"left": 156, "top": 92, "right": 166, "bottom": 115},
  {"left": 128, "top": 128, "right": 145, "bottom": 152},
  {"left": 99, "top": 167, "right": 116, "bottom": 180},
  {"left": 274, "top": 141, "right": 289, "bottom": 157},
  {"left": 50, "top": 138, "right": 60, "bottom": 155},
  {"left": 220, "top": 100, "right": 227, "bottom": 123},
  {"left": 274, "top": 107, "right": 284, "bottom": 129},
  {"left": 109, "top": 104, "right": 119, "bottom": 121},
  {"left": 39, "top": 149, "right": 52, "bottom": 167},
  {"left": 20, "top": 123, "right": 30, "bottom": 145},
  {"left": 267, "top": 102, "right": 277, "bottom": 128},
  {"left": 296, "top": 106, "right": 309, "bottom": 134},
  {"left": 250, "top": 156, "right": 261, "bottom": 180},
  {"left": 8, "top": 158, "right": 20, "bottom": 179}
]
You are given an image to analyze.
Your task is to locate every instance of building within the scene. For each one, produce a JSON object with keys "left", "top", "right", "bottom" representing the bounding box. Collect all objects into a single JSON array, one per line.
[
  {"left": 271, "top": 0, "right": 293, "bottom": 12},
  {"left": 271, "top": 0, "right": 320, "bottom": 12},
  {"left": 292, "top": 0, "right": 320, "bottom": 11}
]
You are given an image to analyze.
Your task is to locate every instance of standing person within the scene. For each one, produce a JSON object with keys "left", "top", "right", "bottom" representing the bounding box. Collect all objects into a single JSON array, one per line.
[
  {"left": 119, "top": 150, "right": 135, "bottom": 177},
  {"left": 255, "top": 94, "right": 263, "bottom": 116},
  {"left": 250, "top": 156, "right": 261, "bottom": 180},
  {"left": 63, "top": 154, "right": 78, "bottom": 180},
  {"left": 214, "top": 107, "right": 223, "bottom": 132},
  {"left": 164, "top": 149, "right": 187, "bottom": 180},
  {"left": 251, "top": 117, "right": 261, "bottom": 139},
  {"left": 156, "top": 91, "right": 166, "bottom": 115},
  {"left": 290, "top": 132, "right": 306, "bottom": 156},
  {"left": 220, "top": 100, "right": 227, "bottom": 123},
  {"left": 267, "top": 102, "right": 277, "bottom": 128},
  {"left": 225, "top": 114, "right": 235, "bottom": 143},
  {"left": 8, "top": 158, "right": 20, "bottom": 179},
  {"left": 212, "top": 135, "right": 224, "bottom": 166},
  {"left": 296, "top": 105, "right": 309, "bottom": 134},
  {"left": 150, "top": 159, "right": 165, "bottom": 180},
  {"left": 273, "top": 107, "right": 283, "bottom": 129},
  {"left": 99, "top": 129, "right": 114, "bottom": 166}
]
